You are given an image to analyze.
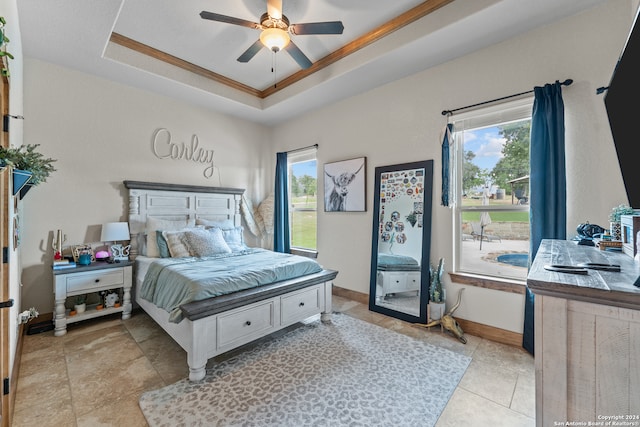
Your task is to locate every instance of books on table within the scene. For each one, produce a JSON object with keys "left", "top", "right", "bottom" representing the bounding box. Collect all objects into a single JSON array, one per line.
[{"left": 53, "top": 261, "right": 76, "bottom": 270}]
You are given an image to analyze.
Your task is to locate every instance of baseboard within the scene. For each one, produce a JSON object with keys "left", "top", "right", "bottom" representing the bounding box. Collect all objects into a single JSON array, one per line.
[
  {"left": 332, "top": 286, "right": 523, "bottom": 348},
  {"left": 332, "top": 286, "right": 368, "bottom": 305},
  {"left": 454, "top": 317, "right": 523, "bottom": 348}
]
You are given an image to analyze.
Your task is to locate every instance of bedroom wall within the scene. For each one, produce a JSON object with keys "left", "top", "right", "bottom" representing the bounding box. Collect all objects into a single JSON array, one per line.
[
  {"left": 20, "top": 59, "right": 273, "bottom": 313},
  {"left": 271, "top": 0, "right": 635, "bottom": 334}
]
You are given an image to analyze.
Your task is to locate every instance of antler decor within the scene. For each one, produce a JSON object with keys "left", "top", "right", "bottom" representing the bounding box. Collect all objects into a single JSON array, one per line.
[{"left": 417, "top": 288, "right": 467, "bottom": 344}]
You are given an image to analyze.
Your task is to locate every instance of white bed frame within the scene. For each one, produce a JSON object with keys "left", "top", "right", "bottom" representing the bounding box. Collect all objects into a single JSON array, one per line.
[{"left": 124, "top": 181, "right": 337, "bottom": 381}]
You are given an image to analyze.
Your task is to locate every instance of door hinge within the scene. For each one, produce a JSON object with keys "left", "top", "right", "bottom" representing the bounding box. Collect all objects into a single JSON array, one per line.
[
  {"left": 0, "top": 300, "right": 13, "bottom": 309},
  {"left": 2, "top": 115, "right": 8, "bottom": 133},
  {"left": 2, "top": 247, "right": 7, "bottom": 264},
  {"left": 3, "top": 378, "right": 8, "bottom": 395}
]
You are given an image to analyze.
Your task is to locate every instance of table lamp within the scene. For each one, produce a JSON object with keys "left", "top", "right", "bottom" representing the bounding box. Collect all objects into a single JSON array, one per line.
[{"left": 100, "top": 222, "right": 131, "bottom": 261}]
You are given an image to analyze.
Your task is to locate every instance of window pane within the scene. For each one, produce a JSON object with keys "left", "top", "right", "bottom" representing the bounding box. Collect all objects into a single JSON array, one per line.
[
  {"left": 456, "top": 118, "right": 531, "bottom": 280},
  {"left": 289, "top": 159, "right": 317, "bottom": 250}
]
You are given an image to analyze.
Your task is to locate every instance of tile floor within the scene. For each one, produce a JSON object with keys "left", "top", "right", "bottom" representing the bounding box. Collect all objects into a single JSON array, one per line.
[{"left": 13, "top": 295, "right": 535, "bottom": 426}]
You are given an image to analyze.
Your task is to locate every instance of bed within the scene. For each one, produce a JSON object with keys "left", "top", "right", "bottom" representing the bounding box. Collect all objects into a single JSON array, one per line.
[
  {"left": 124, "top": 180, "right": 338, "bottom": 381},
  {"left": 376, "top": 253, "right": 421, "bottom": 298}
]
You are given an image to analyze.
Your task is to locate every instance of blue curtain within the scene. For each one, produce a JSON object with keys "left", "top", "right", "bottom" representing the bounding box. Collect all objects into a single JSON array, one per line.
[
  {"left": 441, "top": 123, "right": 454, "bottom": 207},
  {"left": 274, "top": 152, "right": 290, "bottom": 253},
  {"left": 523, "top": 81, "right": 567, "bottom": 355}
]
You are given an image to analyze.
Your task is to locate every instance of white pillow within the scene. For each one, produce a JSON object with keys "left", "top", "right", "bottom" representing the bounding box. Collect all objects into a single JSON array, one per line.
[
  {"left": 161, "top": 229, "right": 192, "bottom": 258},
  {"left": 195, "top": 218, "right": 236, "bottom": 230},
  {"left": 220, "top": 227, "right": 247, "bottom": 252},
  {"left": 182, "top": 228, "right": 232, "bottom": 257},
  {"left": 146, "top": 217, "right": 195, "bottom": 257}
]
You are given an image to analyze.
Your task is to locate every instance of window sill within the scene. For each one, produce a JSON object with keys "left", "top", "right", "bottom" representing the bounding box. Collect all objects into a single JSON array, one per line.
[
  {"left": 291, "top": 248, "right": 318, "bottom": 259},
  {"left": 448, "top": 272, "right": 526, "bottom": 295}
]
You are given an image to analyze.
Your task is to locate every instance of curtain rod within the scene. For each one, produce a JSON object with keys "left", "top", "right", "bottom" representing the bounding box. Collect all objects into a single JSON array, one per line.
[
  {"left": 441, "top": 79, "right": 573, "bottom": 116},
  {"left": 286, "top": 143, "right": 318, "bottom": 154}
]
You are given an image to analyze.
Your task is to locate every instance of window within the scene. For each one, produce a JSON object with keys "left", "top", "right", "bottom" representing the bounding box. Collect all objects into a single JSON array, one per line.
[
  {"left": 288, "top": 148, "right": 317, "bottom": 252},
  {"left": 450, "top": 98, "right": 532, "bottom": 281}
]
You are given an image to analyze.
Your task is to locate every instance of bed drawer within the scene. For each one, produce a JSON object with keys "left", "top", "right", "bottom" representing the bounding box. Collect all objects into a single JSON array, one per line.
[
  {"left": 217, "top": 300, "right": 276, "bottom": 349},
  {"left": 65, "top": 269, "right": 125, "bottom": 294},
  {"left": 281, "top": 285, "right": 322, "bottom": 325}
]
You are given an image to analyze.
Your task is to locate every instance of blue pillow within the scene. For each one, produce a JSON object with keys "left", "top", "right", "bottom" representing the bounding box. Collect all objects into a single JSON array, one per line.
[{"left": 156, "top": 230, "right": 171, "bottom": 258}]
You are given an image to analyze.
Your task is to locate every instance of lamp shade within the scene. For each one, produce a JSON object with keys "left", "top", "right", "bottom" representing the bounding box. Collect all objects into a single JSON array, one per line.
[
  {"left": 260, "top": 27, "right": 290, "bottom": 52},
  {"left": 100, "top": 222, "right": 130, "bottom": 242}
]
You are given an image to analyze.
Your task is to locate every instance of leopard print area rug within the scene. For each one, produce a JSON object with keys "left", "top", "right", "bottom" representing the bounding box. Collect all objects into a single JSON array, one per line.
[{"left": 139, "top": 313, "right": 471, "bottom": 427}]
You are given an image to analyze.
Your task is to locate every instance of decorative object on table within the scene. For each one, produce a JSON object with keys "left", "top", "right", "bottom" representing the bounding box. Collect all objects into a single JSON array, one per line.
[
  {"left": 71, "top": 244, "right": 94, "bottom": 263},
  {"left": 52, "top": 229, "right": 66, "bottom": 260},
  {"left": 428, "top": 258, "right": 446, "bottom": 320},
  {"left": 100, "top": 222, "right": 131, "bottom": 261},
  {"left": 74, "top": 295, "right": 86, "bottom": 314},
  {"left": 609, "top": 204, "right": 635, "bottom": 240},
  {"left": 94, "top": 250, "right": 110, "bottom": 261},
  {"left": 620, "top": 214, "right": 640, "bottom": 257},
  {"left": 576, "top": 221, "right": 606, "bottom": 246},
  {"left": 78, "top": 253, "right": 92, "bottom": 266},
  {"left": 418, "top": 288, "right": 467, "bottom": 344},
  {"left": 323, "top": 157, "right": 366, "bottom": 212},
  {"left": 0, "top": 144, "right": 57, "bottom": 198},
  {"left": 104, "top": 291, "right": 119, "bottom": 308}
]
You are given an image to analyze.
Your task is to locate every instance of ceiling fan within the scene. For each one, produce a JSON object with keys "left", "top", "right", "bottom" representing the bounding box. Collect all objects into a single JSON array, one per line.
[{"left": 200, "top": 0, "right": 344, "bottom": 69}]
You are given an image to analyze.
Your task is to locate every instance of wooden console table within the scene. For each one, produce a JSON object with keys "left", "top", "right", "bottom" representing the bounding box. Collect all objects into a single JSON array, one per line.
[{"left": 527, "top": 240, "right": 640, "bottom": 427}]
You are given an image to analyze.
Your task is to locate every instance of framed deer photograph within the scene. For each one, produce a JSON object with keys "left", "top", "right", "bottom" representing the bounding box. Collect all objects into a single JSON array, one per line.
[{"left": 323, "top": 157, "right": 366, "bottom": 212}]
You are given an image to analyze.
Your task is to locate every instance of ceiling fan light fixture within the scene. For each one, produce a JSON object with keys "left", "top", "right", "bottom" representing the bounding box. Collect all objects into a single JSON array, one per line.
[{"left": 260, "top": 27, "right": 290, "bottom": 52}]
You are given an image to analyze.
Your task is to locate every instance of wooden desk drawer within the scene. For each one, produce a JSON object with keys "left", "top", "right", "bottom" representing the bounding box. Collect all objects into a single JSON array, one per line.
[
  {"left": 281, "top": 286, "right": 321, "bottom": 324},
  {"left": 217, "top": 300, "right": 275, "bottom": 349},
  {"left": 65, "top": 269, "right": 125, "bottom": 294}
]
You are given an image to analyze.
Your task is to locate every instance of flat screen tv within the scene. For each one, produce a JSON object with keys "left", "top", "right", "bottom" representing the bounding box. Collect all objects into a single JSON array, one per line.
[{"left": 604, "top": 4, "right": 640, "bottom": 208}]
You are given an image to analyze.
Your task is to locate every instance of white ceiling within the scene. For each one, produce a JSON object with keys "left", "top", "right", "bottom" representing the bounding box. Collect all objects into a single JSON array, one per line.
[{"left": 17, "top": 0, "right": 608, "bottom": 126}]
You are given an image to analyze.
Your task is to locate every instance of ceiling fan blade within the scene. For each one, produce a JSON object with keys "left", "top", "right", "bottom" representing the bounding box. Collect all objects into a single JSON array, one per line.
[
  {"left": 289, "top": 21, "right": 344, "bottom": 35},
  {"left": 237, "top": 39, "right": 264, "bottom": 63},
  {"left": 200, "top": 11, "right": 262, "bottom": 30},
  {"left": 267, "top": 0, "right": 282, "bottom": 19},
  {"left": 284, "top": 41, "right": 312, "bottom": 69}
]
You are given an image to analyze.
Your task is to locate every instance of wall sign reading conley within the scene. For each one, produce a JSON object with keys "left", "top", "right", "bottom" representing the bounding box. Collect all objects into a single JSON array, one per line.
[{"left": 152, "top": 128, "right": 216, "bottom": 179}]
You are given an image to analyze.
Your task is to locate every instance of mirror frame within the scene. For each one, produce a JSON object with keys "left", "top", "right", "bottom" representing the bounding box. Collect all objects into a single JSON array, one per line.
[{"left": 368, "top": 159, "right": 434, "bottom": 324}]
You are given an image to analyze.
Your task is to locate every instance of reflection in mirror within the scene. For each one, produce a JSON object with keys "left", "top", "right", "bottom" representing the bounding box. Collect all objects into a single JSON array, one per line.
[{"left": 369, "top": 160, "right": 433, "bottom": 323}]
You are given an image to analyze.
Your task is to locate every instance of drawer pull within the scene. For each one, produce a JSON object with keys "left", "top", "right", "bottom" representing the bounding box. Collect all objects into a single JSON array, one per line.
[
  {"left": 245, "top": 321, "right": 251, "bottom": 326},
  {"left": 94, "top": 279, "right": 100, "bottom": 283},
  {"left": 299, "top": 302, "right": 305, "bottom": 307}
]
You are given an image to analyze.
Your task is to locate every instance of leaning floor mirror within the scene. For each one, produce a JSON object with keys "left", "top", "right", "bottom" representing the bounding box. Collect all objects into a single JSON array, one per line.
[{"left": 369, "top": 160, "right": 433, "bottom": 323}]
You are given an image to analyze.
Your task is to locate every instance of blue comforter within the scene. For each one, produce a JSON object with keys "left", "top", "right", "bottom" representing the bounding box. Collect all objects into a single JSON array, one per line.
[{"left": 140, "top": 248, "right": 323, "bottom": 323}]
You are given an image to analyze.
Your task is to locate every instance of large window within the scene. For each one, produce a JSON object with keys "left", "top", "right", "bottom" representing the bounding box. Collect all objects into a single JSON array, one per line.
[
  {"left": 451, "top": 98, "right": 532, "bottom": 281},
  {"left": 288, "top": 148, "right": 317, "bottom": 251}
]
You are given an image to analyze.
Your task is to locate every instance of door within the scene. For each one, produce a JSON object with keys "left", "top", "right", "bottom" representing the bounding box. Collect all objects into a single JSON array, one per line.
[{"left": 1, "top": 65, "right": 11, "bottom": 427}]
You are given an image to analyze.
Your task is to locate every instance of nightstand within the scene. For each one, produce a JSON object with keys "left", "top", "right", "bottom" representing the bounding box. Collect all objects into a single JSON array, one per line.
[{"left": 53, "top": 261, "right": 133, "bottom": 336}]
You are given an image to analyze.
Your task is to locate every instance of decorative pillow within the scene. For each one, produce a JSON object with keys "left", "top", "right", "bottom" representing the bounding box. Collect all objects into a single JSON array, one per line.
[
  {"left": 161, "top": 229, "right": 193, "bottom": 258},
  {"left": 181, "top": 228, "right": 232, "bottom": 257},
  {"left": 220, "top": 226, "right": 247, "bottom": 252},
  {"left": 195, "top": 218, "right": 236, "bottom": 230},
  {"left": 146, "top": 217, "right": 195, "bottom": 257},
  {"left": 156, "top": 231, "right": 170, "bottom": 258}
]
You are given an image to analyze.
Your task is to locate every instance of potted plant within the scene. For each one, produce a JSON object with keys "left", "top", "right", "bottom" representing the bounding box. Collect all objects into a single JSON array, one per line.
[
  {"left": 0, "top": 144, "right": 57, "bottom": 198},
  {"left": 429, "top": 257, "right": 446, "bottom": 320},
  {"left": 609, "top": 204, "right": 634, "bottom": 240},
  {"left": 0, "top": 16, "right": 14, "bottom": 77},
  {"left": 74, "top": 295, "right": 87, "bottom": 314}
]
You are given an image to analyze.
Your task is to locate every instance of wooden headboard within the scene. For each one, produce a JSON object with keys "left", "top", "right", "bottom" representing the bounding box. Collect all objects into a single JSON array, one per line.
[{"left": 123, "top": 181, "right": 244, "bottom": 258}]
